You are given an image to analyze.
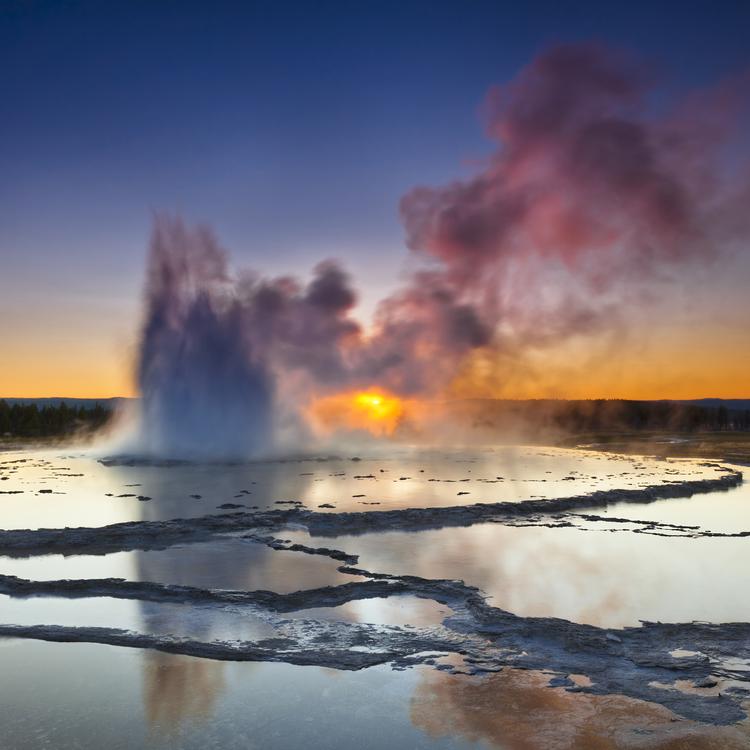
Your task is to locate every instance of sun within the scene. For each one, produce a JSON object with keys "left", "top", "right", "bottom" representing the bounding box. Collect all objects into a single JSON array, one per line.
[{"left": 309, "top": 389, "right": 406, "bottom": 436}]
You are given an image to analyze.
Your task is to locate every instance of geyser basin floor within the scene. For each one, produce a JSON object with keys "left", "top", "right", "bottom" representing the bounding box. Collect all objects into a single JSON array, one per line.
[
  {"left": 2, "top": 640, "right": 750, "bottom": 750},
  {"left": 0, "top": 641, "right": 473, "bottom": 750},
  {"left": 0, "top": 536, "right": 360, "bottom": 592},
  {"left": 0, "top": 594, "right": 277, "bottom": 641},
  {"left": 290, "top": 520, "right": 750, "bottom": 627},
  {"left": 602, "top": 465, "right": 750, "bottom": 533},
  {"left": 2, "top": 444, "right": 750, "bottom": 745},
  {"left": 0, "top": 446, "right": 724, "bottom": 529}
]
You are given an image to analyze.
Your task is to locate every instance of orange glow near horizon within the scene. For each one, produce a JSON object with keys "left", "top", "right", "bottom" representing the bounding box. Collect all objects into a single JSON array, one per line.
[
  {"left": 1, "top": 319, "right": 749, "bottom": 402},
  {"left": 308, "top": 389, "right": 408, "bottom": 436},
  {"left": 3, "top": 342, "right": 750, "bottom": 402},
  {"left": 0, "top": 342, "right": 136, "bottom": 400},
  {"left": 446, "top": 324, "right": 750, "bottom": 402}
]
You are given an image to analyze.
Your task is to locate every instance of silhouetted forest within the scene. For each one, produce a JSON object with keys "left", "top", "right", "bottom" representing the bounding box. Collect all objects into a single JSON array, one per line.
[
  {"left": 0, "top": 401, "right": 112, "bottom": 438},
  {"left": 2, "top": 397, "right": 749, "bottom": 440},
  {"left": 453, "top": 399, "right": 750, "bottom": 435}
]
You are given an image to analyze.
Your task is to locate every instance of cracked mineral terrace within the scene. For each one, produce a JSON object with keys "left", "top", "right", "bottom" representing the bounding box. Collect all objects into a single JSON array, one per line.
[
  {"left": 1, "top": 450, "right": 748, "bottom": 737},
  {"left": 0, "top": 467, "right": 741, "bottom": 556},
  {"left": 2, "top": 562, "right": 750, "bottom": 725}
]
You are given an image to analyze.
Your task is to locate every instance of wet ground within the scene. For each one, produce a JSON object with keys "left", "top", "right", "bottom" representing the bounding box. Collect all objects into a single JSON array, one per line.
[{"left": 1, "top": 445, "right": 749, "bottom": 748}]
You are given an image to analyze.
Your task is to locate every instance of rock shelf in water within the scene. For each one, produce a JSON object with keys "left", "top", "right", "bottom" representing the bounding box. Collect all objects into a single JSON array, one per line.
[{"left": 0, "top": 468, "right": 741, "bottom": 557}]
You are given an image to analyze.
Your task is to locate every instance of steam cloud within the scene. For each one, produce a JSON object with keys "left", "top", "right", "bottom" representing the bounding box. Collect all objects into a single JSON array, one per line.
[
  {"left": 399, "top": 43, "right": 748, "bottom": 348},
  {"left": 135, "top": 43, "right": 749, "bottom": 457},
  {"left": 137, "top": 221, "right": 273, "bottom": 458}
]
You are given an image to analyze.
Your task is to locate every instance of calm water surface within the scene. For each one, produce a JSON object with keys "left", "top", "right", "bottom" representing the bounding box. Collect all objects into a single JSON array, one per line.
[
  {"left": 1, "top": 445, "right": 747, "bottom": 748},
  {"left": 1, "top": 640, "right": 748, "bottom": 750}
]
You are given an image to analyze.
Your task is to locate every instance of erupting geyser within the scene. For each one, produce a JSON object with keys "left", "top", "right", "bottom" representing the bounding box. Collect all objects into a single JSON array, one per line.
[{"left": 136, "top": 218, "right": 274, "bottom": 459}]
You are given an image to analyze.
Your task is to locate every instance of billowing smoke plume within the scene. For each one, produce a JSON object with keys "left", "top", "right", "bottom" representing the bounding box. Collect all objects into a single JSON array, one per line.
[{"left": 134, "top": 43, "right": 749, "bottom": 457}]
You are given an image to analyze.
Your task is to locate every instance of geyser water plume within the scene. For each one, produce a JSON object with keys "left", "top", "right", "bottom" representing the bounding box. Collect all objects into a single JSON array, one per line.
[{"left": 137, "top": 217, "right": 273, "bottom": 459}]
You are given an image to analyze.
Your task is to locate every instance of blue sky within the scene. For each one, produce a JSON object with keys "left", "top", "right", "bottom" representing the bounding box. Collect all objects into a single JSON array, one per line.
[{"left": 1, "top": 0, "right": 749, "bottom": 395}]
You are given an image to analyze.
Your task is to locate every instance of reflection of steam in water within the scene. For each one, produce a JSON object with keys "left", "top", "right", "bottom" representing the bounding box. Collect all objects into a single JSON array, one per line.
[
  {"left": 133, "top": 468, "right": 301, "bottom": 731},
  {"left": 411, "top": 668, "right": 750, "bottom": 750},
  {"left": 135, "top": 509, "right": 237, "bottom": 732},
  {"left": 130, "top": 465, "right": 377, "bottom": 731},
  {"left": 142, "top": 652, "right": 226, "bottom": 735}
]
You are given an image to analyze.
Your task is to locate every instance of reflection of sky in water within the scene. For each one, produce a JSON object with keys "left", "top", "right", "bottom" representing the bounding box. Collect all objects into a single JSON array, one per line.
[
  {"left": 605, "top": 464, "right": 750, "bottom": 532},
  {"left": 293, "top": 521, "right": 750, "bottom": 628},
  {"left": 0, "top": 447, "right": 722, "bottom": 530},
  {"left": 287, "top": 595, "right": 450, "bottom": 627},
  {"left": 0, "top": 641, "right": 474, "bottom": 750},
  {"left": 0, "top": 537, "right": 357, "bottom": 592},
  {"left": 1, "top": 640, "right": 747, "bottom": 749},
  {"left": 1, "top": 447, "right": 747, "bottom": 629},
  {"left": 410, "top": 665, "right": 750, "bottom": 750},
  {"left": 1, "top": 446, "right": 748, "bottom": 747},
  {"left": 0, "top": 595, "right": 275, "bottom": 641}
]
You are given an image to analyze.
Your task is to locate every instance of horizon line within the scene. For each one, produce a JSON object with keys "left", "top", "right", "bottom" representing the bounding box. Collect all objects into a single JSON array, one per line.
[{"left": 3, "top": 395, "right": 750, "bottom": 403}]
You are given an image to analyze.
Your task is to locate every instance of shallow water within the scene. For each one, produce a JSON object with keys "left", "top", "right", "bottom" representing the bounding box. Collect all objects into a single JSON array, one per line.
[
  {"left": 0, "top": 595, "right": 277, "bottom": 640},
  {"left": 0, "top": 536, "right": 358, "bottom": 591},
  {"left": 292, "top": 521, "right": 750, "bottom": 627},
  {"left": 605, "top": 464, "right": 750, "bottom": 532},
  {"left": 1, "top": 640, "right": 748, "bottom": 750},
  {"left": 0, "top": 446, "right": 721, "bottom": 530},
  {"left": 1, "top": 444, "right": 748, "bottom": 748},
  {"left": 287, "top": 594, "right": 451, "bottom": 626},
  {"left": 0, "top": 640, "right": 473, "bottom": 750}
]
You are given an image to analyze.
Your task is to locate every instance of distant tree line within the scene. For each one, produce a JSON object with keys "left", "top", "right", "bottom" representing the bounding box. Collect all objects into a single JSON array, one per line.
[
  {"left": 0, "top": 401, "right": 112, "bottom": 438},
  {"left": 458, "top": 399, "right": 750, "bottom": 435},
  {"left": 546, "top": 400, "right": 750, "bottom": 433},
  {"left": 2, "top": 397, "right": 748, "bottom": 440}
]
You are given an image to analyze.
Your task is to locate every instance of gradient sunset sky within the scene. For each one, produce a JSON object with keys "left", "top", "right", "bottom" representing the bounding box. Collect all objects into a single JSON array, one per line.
[{"left": 2, "top": 0, "right": 749, "bottom": 399}]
